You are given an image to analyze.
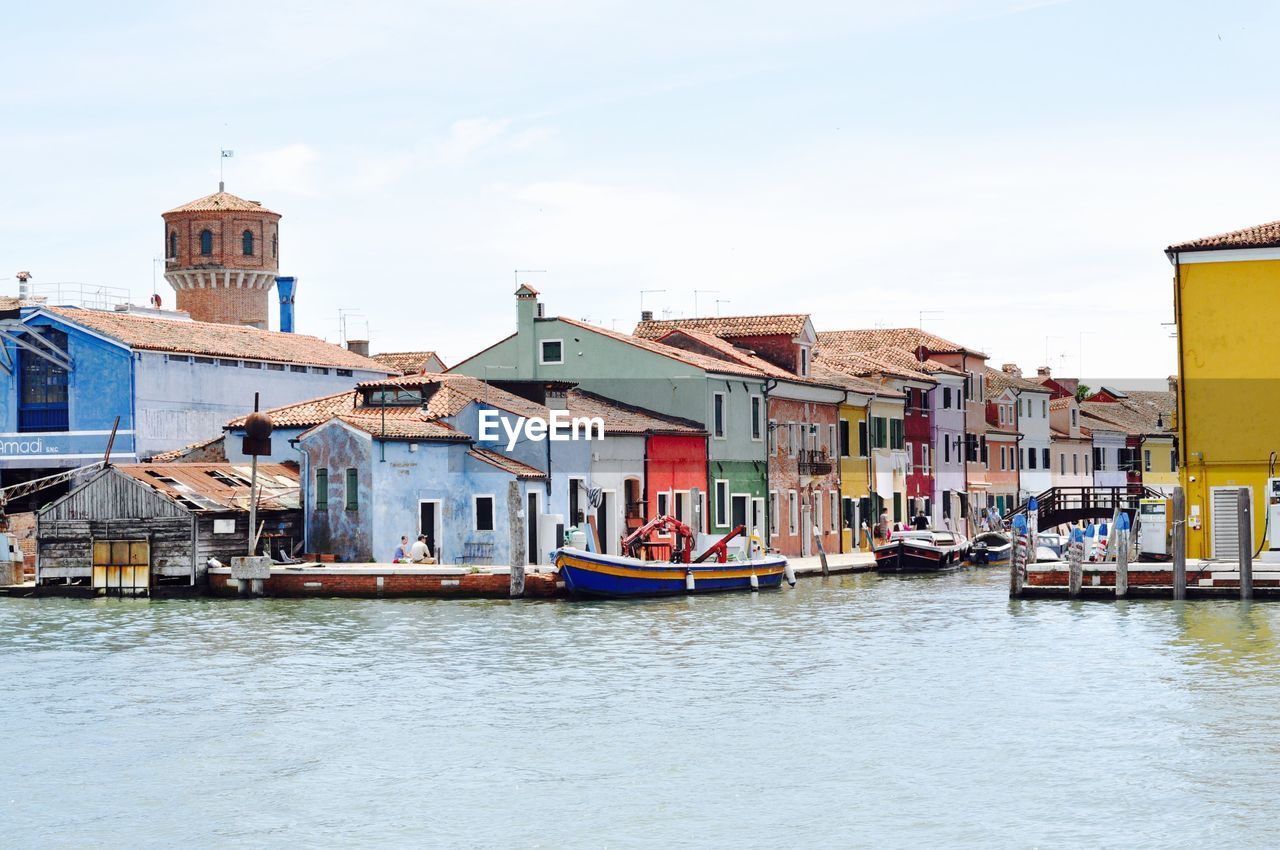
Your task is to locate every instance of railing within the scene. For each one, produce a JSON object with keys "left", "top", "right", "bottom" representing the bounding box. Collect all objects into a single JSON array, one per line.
[
  {"left": 18, "top": 406, "right": 69, "bottom": 432},
  {"left": 23, "top": 282, "right": 131, "bottom": 311},
  {"left": 799, "top": 449, "right": 834, "bottom": 476},
  {"left": 1003, "top": 485, "right": 1163, "bottom": 526}
]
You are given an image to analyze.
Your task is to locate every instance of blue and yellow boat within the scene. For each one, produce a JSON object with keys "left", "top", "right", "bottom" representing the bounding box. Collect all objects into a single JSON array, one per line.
[{"left": 555, "top": 547, "right": 791, "bottom": 598}]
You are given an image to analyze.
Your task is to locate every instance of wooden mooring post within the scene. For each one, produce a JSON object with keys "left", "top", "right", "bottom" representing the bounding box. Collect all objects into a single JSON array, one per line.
[
  {"left": 1067, "top": 526, "right": 1084, "bottom": 598},
  {"left": 1009, "top": 514, "right": 1027, "bottom": 598},
  {"left": 1172, "top": 487, "right": 1186, "bottom": 600},
  {"left": 1115, "top": 511, "right": 1130, "bottom": 599},
  {"left": 1238, "top": 486, "right": 1253, "bottom": 601},
  {"left": 508, "top": 482, "right": 525, "bottom": 598},
  {"left": 813, "top": 524, "right": 829, "bottom": 576}
]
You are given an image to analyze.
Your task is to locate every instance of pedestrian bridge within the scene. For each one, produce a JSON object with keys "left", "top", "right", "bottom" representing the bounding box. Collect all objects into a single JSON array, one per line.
[{"left": 1004, "top": 485, "right": 1163, "bottom": 529}]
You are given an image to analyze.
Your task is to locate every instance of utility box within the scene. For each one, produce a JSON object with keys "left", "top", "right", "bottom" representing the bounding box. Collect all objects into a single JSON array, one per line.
[
  {"left": 1138, "top": 498, "right": 1169, "bottom": 558},
  {"left": 1267, "top": 478, "right": 1280, "bottom": 553}
]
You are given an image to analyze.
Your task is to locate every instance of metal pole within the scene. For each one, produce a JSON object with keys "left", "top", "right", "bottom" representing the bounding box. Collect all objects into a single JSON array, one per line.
[
  {"left": 1238, "top": 486, "right": 1253, "bottom": 601},
  {"left": 1172, "top": 487, "right": 1186, "bottom": 600}
]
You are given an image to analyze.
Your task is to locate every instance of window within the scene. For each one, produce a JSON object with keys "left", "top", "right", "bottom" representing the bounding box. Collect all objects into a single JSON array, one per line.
[
  {"left": 751, "top": 395, "right": 763, "bottom": 441},
  {"left": 788, "top": 491, "right": 798, "bottom": 535},
  {"left": 788, "top": 421, "right": 797, "bottom": 457},
  {"left": 905, "top": 450, "right": 913, "bottom": 477},
  {"left": 1144, "top": 449, "right": 1152, "bottom": 473},
  {"left": 1073, "top": 453, "right": 1079, "bottom": 475},
  {"left": 889, "top": 419, "right": 904, "bottom": 450},
  {"left": 243, "top": 360, "right": 262, "bottom": 369},
  {"left": 168, "top": 230, "right": 177, "bottom": 258},
  {"left": 1093, "top": 447, "right": 1105, "bottom": 471},
  {"left": 345, "top": 468, "right": 358, "bottom": 511},
  {"left": 242, "top": 229, "right": 255, "bottom": 256},
  {"left": 714, "top": 480, "right": 729, "bottom": 528},
  {"left": 858, "top": 420, "right": 868, "bottom": 457},
  {"left": 199, "top": 229, "right": 213, "bottom": 255},
  {"left": 337, "top": 369, "right": 352, "bottom": 377},
  {"left": 266, "top": 363, "right": 285, "bottom": 371},
  {"left": 315, "top": 468, "right": 329, "bottom": 509},
  {"left": 1071, "top": 409, "right": 1078, "bottom": 427},
  {"left": 1171, "top": 449, "right": 1177, "bottom": 472},
  {"left": 272, "top": 232, "right": 278, "bottom": 258},
  {"left": 943, "top": 386, "right": 952, "bottom": 409},
  {"left": 1042, "top": 448, "right": 1050, "bottom": 469},
  {"left": 829, "top": 424, "right": 836, "bottom": 455},
  {"left": 830, "top": 490, "right": 839, "bottom": 532},
  {"left": 657, "top": 491, "right": 670, "bottom": 518},
  {"left": 218, "top": 358, "right": 239, "bottom": 367},
  {"left": 1027, "top": 448, "right": 1037, "bottom": 470},
  {"left": 1000, "top": 446, "right": 1007, "bottom": 470},
  {"left": 980, "top": 437, "right": 988, "bottom": 466},
  {"left": 770, "top": 491, "right": 780, "bottom": 536},
  {"left": 839, "top": 420, "right": 850, "bottom": 457},
  {"left": 310, "top": 367, "right": 330, "bottom": 375},
  {"left": 539, "top": 339, "right": 563, "bottom": 365},
  {"left": 921, "top": 445, "right": 930, "bottom": 473},
  {"left": 1041, "top": 399, "right": 1047, "bottom": 417},
  {"left": 1060, "top": 453, "right": 1066, "bottom": 475},
  {"left": 713, "top": 393, "right": 726, "bottom": 439},
  {"left": 18, "top": 327, "right": 69, "bottom": 432},
  {"left": 944, "top": 438, "right": 951, "bottom": 464},
  {"left": 814, "top": 491, "right": 823, "bottom": 534},
  {"left": 799, "top": 346, "right": 810, "bottom": 377},
  {"left": 474, "top": 495, "right": 495, "bottom": 531},
  {"left": 568, "top": 478, "right": 584, "bottom": 524},
  {"left": 290, "top": 364, "right": 307, "bottom": 373}
]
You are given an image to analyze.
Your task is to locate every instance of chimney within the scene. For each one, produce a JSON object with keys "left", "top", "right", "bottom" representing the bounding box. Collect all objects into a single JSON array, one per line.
[
  {"left": 275, "top": 276, "right": 297, "bottom": 333},
  {"left": 15, "top": 271, "right": 32, "bottom": 300},
  {"left": 516, "top": 284, "right": 539, "bottom": 378},
  {"left": 1036, "top": 366, "right": 1051, "bottom": 378},
  {"left": 544, "top": 385, "right": 568, "bottom": 410},
  {"left": 1001, "top": 363, "right": 1022, "bottom": 378},
  {"left": 641, "top": 309, "right": 654, "bottom": 322},
  {"left": 1168, "top": 375, "right": 1178, "bottom": 395},
  {"left": 347, "top": 339, "right": 369, "bottom": 358}
]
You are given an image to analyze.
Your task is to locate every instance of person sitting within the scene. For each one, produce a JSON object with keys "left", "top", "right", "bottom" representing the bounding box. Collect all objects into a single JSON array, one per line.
[
  {"left": 393, "top": 535, "right": 409, "bottom": 563},
  {"left": 408, "top": 534, "right": 435, "bottom": 564}
]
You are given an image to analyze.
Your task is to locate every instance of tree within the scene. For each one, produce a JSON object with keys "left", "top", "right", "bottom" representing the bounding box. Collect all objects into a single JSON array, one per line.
[{"left": 1074, "top": 384, "right": 1091, "bottom": 402}]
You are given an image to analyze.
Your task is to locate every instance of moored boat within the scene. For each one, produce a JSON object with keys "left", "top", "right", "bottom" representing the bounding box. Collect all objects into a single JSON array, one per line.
[
  {"left": 555, "top": 514, "right": 791, "bottom": 598},
  {"left": 968, "top": 531, "right": 1011, "bottom": 565},
  {"left": 874, "top": 529, "right": 967, "bottom": 573}
]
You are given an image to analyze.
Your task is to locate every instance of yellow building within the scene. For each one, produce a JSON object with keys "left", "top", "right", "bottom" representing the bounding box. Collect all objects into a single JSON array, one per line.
[
  {"left": 813, "top": 363, "right": 906, "bottom": 551},
  {"left": 1169, "top": 222, "right": 1280, "bottom": 558}
]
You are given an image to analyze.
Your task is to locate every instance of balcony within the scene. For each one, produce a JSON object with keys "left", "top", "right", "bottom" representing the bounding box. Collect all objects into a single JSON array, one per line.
[{"left": 798, "top": 449, "right": 833, "bottom": 476}]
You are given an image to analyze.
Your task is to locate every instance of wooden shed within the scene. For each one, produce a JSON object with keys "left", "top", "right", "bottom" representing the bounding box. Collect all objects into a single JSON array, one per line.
[{"left": 36, "top": 463, "right": 300, "bottom": 593}]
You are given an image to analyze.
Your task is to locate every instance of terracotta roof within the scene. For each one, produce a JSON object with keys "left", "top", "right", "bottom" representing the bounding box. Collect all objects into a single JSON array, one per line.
[
  {"left": 357, "top": 372, "right": 551, "bottom": 420},
  {"left": 554, "top": 317, "right": 769, "bottom": 380},
  {"left": 48, "top": 307, "right": 390, "bottom": 371},
  {"left": 1079, "top": 401, "right": 1171, "bottom": 437},
  {"left": 654, "top": 328, "right": 797, "bottom": 379},
  {"left": 335, "top": 411, "right": 468, "bottom": 441},
  {"left": 816, "top": 349, "right": 932, "bottom": 383},
  {"left": 468, "top": 448, "right": 546, "bottom": 479},
  {"left": 633, "top": 314, "right": 810, "bottom": 340},
  {"left": 817, "top": 328, "right": 984, "bottom": 358},
  {"left": 1168, "top": 220, "right": 1280, "bottom": 253},
  {"left": 985, "top": 366, "right": 1049, "bottom": 395},
  {"left": 566, "top": 390, "right": 705, "bottom": 435},
  {"left": 1049, "top": 397, "right": 1073, "bottom": 410},
  {"left": 809, "top": 361, "right": 906, "bottom": 399},
  {"left": 149, "top": 433, "right": 227, "bottom": 462},
  {"left": 226, "top": 390, "right": 357, "bottom": 429},
  {"left": 116, "top": 463, "right": 299, "bottom": 512},
  {"left": 372, "top": 351, "right": 443, "bottom": 375},
  {"left": 165, "top": 190, "right": 279, "bottom": 215}
]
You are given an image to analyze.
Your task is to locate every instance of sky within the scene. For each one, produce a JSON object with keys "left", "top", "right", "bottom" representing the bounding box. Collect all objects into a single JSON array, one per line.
[{"left": 3, "top": 0, "right": 1279, "bottom": 380}]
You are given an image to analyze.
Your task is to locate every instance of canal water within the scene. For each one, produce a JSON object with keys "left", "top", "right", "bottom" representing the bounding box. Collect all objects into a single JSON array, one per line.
[{"left": 3, "top": 570, "right": 1280, "bottom": 848}]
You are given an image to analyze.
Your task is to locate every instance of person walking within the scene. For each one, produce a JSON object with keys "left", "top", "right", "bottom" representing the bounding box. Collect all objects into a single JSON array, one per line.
[
  {"left": 393, "top": 536, "right": 409, "bottom": 563},
  {"left": 912, "top": 511, "right": 929, "bottom": 531},
  {"left": 877, "top": 508, "right": 891, "bottom": 542}
]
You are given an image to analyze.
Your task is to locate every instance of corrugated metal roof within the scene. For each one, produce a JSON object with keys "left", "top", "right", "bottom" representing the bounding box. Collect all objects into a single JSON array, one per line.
[{"left": 116, "top": 463, "right": 299, "bottom": 512}]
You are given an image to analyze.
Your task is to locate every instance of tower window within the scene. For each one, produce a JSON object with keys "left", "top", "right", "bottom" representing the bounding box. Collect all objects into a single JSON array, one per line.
[
  {"left": 168, "top": 230, "right": 177, "bottom": 259},
  {"left": 242, "top": 230, "right": 254, "bottom": 256},
  {"left": 272, "top": 233, "right": 278, "bottom": 259},
  {"left": 199, "top": 229, "right": 213, "bottom": 256}
]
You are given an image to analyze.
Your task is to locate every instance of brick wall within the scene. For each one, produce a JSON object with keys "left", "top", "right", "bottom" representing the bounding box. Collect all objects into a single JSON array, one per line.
[
  {"left": 176, "top": 286, "right": 271, "bottom": 328},
  {"left": 207, "top": 569, "right": 561, "bottom": 598}
]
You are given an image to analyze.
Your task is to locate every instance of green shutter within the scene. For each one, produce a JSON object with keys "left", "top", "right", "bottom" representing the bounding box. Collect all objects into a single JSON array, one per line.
[
  {"left": 315, "top": 468, "right": 328, "bottom": 509},
  {"left": 345, "top": 468, "right": 358, "bottom": 511}
]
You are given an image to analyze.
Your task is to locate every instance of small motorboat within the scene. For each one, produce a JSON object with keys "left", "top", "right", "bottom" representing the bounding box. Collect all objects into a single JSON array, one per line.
[
  {"left": 874, "top": 529, "right": 967, "bottom": 573},
  {"left": 968, "top": 531, "right": 1011, "bottom": 565},
  {"left": 1036, "top": 532, "right": 1067, "bottom": 558},
  {"left": 555, "top": 514, "right": 791, "bottom": 598}
]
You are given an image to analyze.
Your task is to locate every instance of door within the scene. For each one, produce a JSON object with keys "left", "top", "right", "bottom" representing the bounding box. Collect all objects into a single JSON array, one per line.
[
  {"left": 596, "top": 491, "right": 614, "bottom": 555},
  {"left": 1211, "top": 486, "right": 1252, "bottom": 560},
  {"left": 801, "top": 504, "right": 812, "bottom": 556},
  {"left": 751, "top": 497, "right": 765, "bottom": 540},
  {"left": 527, "top": 491, "right": 540, "bottom": 565},
  {"left": 731, "top": 494, "right": 749, "bottom": 532},
  {"left": 418, "top": 501, "right": 440, "bottom": 561}
]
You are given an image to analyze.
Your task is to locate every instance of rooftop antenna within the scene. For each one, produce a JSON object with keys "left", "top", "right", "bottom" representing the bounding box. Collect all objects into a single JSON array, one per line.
[
  {"left": 640, "top": 288, "right": 666, "bottom": 316},
  {"left": 715, "top": 298, "right": 732, "bottom": 316},
  {"left": 693, "top": 289, "right": 719, "bottom": 316},
  {"left": 514, "top": 269, "right": 546, "bottom": 289},
  {"left": 219, "top": 148, "right": 234, "bottom": 192},
  {"left": 918, "top": 310, "right": 942, "bottom": 329},
  {"left": 337, "top": 307, "right": 363, "bottom": 345}
]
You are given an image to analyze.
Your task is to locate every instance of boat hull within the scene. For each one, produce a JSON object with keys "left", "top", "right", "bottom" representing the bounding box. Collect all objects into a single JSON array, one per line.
[
  {"left": 874, "top": 540, "right": 963, "bottom": 573},
  {"left": 555, "top": 548, "right": 788, "bottom": 598}
]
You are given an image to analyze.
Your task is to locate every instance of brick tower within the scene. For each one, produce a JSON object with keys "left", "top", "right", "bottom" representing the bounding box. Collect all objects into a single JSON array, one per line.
[{"left": 162, "top": 185, "right": 281, "bottom": 329}]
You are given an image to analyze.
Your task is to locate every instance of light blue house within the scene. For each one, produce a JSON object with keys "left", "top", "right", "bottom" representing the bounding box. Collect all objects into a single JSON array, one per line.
[{"left": 0, "top": 303, "right": 388, "bottom": 508}]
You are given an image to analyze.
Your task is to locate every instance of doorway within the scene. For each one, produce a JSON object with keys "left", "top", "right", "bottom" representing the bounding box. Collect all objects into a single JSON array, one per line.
[
  {"left": 418, "top": 500, "right": 441, "bottom": 562},
  {"left": 596, "top": 490, "right": 615, "bottom": 554},
  {"left": 731, "top": 494, "right": 749, "bottom": 532},
  {"left": 527, "top": 490, "right": 540, "bottom": 565}
]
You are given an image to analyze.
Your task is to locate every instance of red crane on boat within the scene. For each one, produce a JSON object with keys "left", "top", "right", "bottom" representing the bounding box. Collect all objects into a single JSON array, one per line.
[{"left": 620, "top": 515, "right": 747, "bottom": 564}]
